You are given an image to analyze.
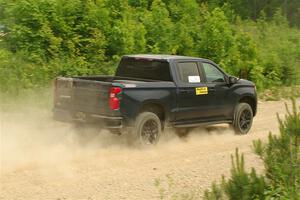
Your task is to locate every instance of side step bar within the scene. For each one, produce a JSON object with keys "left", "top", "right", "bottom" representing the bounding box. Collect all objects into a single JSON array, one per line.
[{"left": 173, "top": 120, "right": 232, "bottom": 128}]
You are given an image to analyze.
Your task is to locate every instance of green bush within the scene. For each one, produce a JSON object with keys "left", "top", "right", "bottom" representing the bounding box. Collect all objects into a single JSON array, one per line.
[
  {"left": 203, "top": 149, "right": 267, "bottom": 200},
  {"left": 204, "top": 99, "right": 300, "bottom": 200},
  {"left": 0, "top": 0, "right": 300, "bottom": 93}
]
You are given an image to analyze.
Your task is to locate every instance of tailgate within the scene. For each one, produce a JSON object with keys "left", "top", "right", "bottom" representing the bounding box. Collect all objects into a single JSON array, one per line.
[{"left": 54, "top": 77, "right": 113, "bottom": 116}]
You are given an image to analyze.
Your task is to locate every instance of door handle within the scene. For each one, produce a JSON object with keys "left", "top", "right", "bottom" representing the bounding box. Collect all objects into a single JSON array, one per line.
[
  {"left": 208, "top": 87, "right": 215, "bottom": 91},
  {"left": 179, "top": 90, "right": 191, "bottom": 94}
]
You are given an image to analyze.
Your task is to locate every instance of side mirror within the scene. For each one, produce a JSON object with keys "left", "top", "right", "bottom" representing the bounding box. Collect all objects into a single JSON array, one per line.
[{"left": 228, "top": 76, "right": 238, "bottom": 84}]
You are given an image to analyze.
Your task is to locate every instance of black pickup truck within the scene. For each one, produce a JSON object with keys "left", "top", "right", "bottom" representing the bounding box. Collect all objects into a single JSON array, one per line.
[{"left": 53, "top": 54, "right": 257, "bottom": 145}]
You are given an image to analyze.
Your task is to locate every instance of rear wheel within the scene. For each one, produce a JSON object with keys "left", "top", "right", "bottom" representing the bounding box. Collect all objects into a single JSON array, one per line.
[
  {"left": 232, "top": 103, "right": 253, "bottom": 134},
  {"left": 134, "top": 112, "right": 162, "bottom": 145}
]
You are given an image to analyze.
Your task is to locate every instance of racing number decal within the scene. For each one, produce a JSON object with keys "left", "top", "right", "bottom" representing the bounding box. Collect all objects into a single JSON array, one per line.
[{"left": 195, "top": 87, "right": 208, "bottom": 95}]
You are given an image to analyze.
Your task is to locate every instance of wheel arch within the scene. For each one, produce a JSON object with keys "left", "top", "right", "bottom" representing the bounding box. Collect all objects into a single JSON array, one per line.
[
  {"left": 238, "top": 96, "right": 257, "bottom": 116},
  {"left": 138, "top": 100, "right": 167, "bottom": 122}
]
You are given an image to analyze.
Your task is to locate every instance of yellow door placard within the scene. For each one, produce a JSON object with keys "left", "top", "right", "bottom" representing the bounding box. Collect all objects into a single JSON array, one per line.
[{"left": 195, "top": 87, "right": 208, "bottom": 95}]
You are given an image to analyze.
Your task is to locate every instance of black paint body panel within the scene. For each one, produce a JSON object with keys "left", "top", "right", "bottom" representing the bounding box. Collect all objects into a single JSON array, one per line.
[{"left": 53, "top": 55, "right": 257, "bottom": 130}]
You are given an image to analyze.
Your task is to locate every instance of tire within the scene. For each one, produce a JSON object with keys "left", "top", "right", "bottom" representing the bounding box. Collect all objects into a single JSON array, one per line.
[
  {"left": 232, "top": 103, "right": 253, "bottom": 134},
  {"left": 134, "top": 112, "right": 162, "bottom": 145}
]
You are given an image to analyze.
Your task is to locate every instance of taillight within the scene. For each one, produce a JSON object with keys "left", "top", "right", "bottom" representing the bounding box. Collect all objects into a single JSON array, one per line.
[{"left": 109, "top": 87, "right": 122, "bottom": 110}]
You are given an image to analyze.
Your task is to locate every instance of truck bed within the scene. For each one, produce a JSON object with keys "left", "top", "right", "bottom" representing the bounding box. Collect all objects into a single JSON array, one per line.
[{"left": 53, "top": 75, "right": 158, "bottom": 121}]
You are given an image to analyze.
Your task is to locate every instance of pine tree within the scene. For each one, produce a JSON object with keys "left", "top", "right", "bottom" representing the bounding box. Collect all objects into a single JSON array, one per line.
[{"left": 204, "top": 99, "right": 300, "bottom": 200}]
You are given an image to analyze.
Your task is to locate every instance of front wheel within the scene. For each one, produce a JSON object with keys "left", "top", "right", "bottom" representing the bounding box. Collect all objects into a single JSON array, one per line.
[
  {"left": 232, "top": 103, "right": 253, "bottom": 134},
  {"left": 134, "top": 112, "right": 162, "bottom": 145}
]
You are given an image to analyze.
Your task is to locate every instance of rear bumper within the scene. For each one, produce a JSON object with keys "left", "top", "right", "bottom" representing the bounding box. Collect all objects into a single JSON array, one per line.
[{"left": 53, "top": 108, "right": 123, "bottom": 129}]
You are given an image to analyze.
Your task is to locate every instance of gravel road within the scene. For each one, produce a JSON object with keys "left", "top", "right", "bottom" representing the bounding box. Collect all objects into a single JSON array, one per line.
[{"left": 1, "top": 99, "right": 298, "bottom": 200}]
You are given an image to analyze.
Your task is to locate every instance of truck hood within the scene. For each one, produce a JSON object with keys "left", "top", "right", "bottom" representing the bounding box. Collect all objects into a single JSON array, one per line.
[{"left": 237, "top": 78, "right": 255, "bottom": 86}]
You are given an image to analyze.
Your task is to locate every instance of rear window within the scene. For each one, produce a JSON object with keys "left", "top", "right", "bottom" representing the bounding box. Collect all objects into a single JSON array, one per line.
[{"left": 116, "top": 57, "right": 172, "bottom": 81}]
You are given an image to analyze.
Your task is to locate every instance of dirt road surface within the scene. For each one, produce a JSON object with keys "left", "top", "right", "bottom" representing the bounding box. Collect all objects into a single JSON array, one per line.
[{"left": 1, "top": 99, "right": 299, "bottom": 200}]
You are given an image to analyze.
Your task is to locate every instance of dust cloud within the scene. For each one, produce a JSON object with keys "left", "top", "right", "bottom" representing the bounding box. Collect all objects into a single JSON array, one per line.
[
  {"left": 3, "top": 92, "right": 289, "bottom": 199},
  {"left": 0, "top": 103, "right": 129, "bottom": 174},
  {"left": 0, "top": 92, "right": 235, "bottom": 176}
]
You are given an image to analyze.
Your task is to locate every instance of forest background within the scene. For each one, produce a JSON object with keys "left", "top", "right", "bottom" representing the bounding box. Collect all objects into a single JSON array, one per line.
[{"left": 0, "top": 0, "right": 299, "bottom": 94}]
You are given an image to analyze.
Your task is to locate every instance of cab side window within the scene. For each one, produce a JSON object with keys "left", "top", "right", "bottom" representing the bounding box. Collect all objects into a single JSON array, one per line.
[
  {"left": 177, "top": 62, "right": 201, "bottom": 83},
  {"left": 202, "top": 63, "right": 225, "bottom": 83}
]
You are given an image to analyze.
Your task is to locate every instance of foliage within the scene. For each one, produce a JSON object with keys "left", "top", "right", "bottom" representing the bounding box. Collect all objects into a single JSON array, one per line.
[
  {"left": 259, "top": 86, "right": 300, "bottom": 101},
  {"left": 0, "top": 0, "right": 300, "bottom": 94},
  {"left": 203, "top": 149, "right": 267, "bottom": 200},
  {"left": 262, "top": 100, "right": 300, "bottom": 198},
  {"left": 198, "top": 0, "right": 300, "bottom": 27},
  {"left": 204, "top": 99, "right": 300, "bottom": 200}
]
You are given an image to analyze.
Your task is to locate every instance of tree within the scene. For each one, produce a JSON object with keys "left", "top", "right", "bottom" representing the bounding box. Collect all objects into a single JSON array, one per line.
[
  {"left": 143, "top": 0, "right": 174, "bottom": 54},
  {"left": 204, "top": 99, "right": 300, "bottom": 200},
  {"left": 167, "top": 0, "right": 201, "bottom": 56},
  {"left": 197, "top": 8, "right": 234, "bottom": 68}
]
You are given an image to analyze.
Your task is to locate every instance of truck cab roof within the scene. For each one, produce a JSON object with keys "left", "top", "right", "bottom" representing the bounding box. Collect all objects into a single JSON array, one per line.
[{"left": 123, "top": 54, "right": 211, "bottom": 62}]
